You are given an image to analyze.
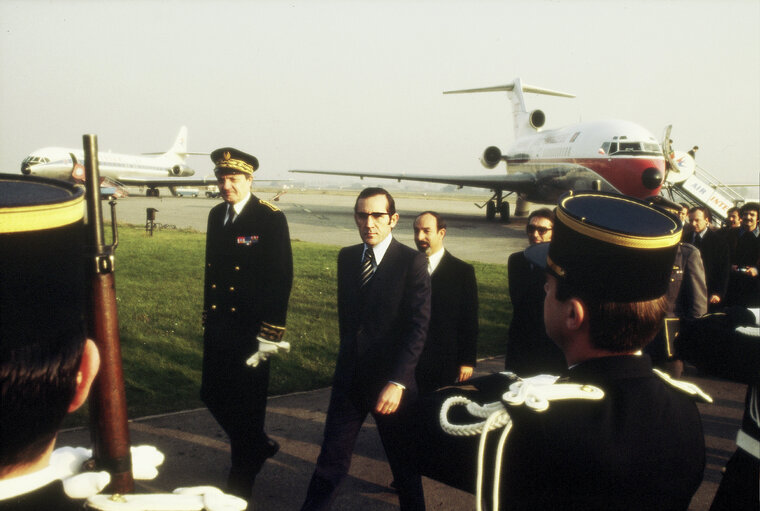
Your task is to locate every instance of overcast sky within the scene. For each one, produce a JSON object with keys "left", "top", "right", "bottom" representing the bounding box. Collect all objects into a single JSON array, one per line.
[{"left": 1, "top": 0, "right": 758, "bottom": 190}]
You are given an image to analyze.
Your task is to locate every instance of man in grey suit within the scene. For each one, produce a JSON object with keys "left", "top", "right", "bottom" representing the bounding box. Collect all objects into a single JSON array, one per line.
[{"left": 301, "top": 187, "right": 430, "bottom": 511}]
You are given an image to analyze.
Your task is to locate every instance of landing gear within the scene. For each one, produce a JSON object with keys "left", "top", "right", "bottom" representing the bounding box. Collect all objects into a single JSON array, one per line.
[
  {"left": 486, "top": 201, "right": 496, "bottom": 221},
  {"left": 146, "top": 188, "right": 160, "bottom": 197},
  {"left": 500, "top": 202, "right": 510, "bottom": 223}
]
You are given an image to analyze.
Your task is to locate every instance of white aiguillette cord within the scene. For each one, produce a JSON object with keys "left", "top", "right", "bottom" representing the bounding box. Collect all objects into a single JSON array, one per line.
[{"left": 439, "top": 373, "right": 604, "bottom": 511}]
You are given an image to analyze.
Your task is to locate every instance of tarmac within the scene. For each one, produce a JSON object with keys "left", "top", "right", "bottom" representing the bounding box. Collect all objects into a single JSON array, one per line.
[{"left": 58, "top": 190, "right": 749, "bottom": 510}]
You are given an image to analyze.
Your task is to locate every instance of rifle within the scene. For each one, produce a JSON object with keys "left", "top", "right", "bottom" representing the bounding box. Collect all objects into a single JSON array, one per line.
[{"left": 82, "top": 134, "right": 134, "bottom": 493}]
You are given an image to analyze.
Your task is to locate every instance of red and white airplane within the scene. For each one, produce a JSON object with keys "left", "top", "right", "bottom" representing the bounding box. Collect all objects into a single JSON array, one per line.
[{"left": 292, "top": 78, "right": 667, "bottom": 220}]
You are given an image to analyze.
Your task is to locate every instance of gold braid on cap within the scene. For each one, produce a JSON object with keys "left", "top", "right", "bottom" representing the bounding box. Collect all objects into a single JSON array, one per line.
[
  {"left": 215, "top": 151, "right": 254, "bottom": 175},
  {"left": 0, "top": 194, "right": 84, "bottom": 234}
]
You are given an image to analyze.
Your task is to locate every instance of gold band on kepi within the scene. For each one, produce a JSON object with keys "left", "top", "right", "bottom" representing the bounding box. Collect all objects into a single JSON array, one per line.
[
  {"left": 211, "top": 147, "right": 259, "bottom": 176},
  {"left": 0, "top": 174, "right": 87, "bottom": 349},
  {"left": 525, "top": 191, "right": 682, "bottom": 303}
]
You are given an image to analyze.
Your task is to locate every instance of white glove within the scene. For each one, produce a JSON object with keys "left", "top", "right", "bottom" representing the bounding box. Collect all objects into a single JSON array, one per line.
[
  {"left": 131, "top": 445, "right": 165, "bottom": 480},
  {"left": 246, "top": 337, "right": 291, "bottom": 367},
  {"left": 174, "top": 486, "right": 248, "bottom": 511},
  {"left": 85, "top": 487, "right": 248, "bottom": 511}
]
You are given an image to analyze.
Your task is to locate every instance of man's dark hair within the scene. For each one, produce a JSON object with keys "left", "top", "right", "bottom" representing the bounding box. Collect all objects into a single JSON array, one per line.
[
  {"left": 416, "top": 211, "right": 446, "bottom": 231},
  {"left": 355, "top": 187, "right": 396, "bottom": 216},
  {"left": 555, "top": 279, "right": 668, "bottom": 352},
  {"left": 688, "top": 206, "right": 711, "bottom": 222},
  {"left": 727, "top": 206, "right": 740, "bottom": 216},
  {"left": 528, "top": 208, "right": 554, "bottom": 224},
  {"left": 740, "top": 202, "right": 760, "bottom": 217},
  {"left": 0, "top": 335, "right": 85, "bottom": 474}
]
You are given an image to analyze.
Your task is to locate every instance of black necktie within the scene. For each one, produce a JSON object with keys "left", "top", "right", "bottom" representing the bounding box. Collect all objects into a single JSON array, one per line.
[
  {"left": 225, "top": 206, "right": 236, "bottom": 226},
  {"left": 360, "top": 248, "right": 375, "bottom": 288},
  {"left": 693, "top": 233, "right": 701, "bottom": 249}
]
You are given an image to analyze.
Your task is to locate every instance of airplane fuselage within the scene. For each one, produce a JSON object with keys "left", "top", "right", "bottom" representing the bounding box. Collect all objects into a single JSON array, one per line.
[
  {"left": 502, "top": 119, "right": 664, "bottom": 202},
  {"left": 21, "top": 147, "right": 194, "bottom": 183}
]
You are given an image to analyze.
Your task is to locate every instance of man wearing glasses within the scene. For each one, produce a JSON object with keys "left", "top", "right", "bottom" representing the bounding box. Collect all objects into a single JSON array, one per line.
[
  {"left": 505, "top": 208, "right": 566, "bottom": 375},
  {"left": 301, "top": 187, "right": 430, "bottom": 511}
]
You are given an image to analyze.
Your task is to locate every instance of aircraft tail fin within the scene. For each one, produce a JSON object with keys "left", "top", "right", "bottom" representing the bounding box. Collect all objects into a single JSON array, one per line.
[
  {"left": 444, "top": 78, "right": 574, "bottom": 137},
  {"left": 168, "top": 126, "right": 188, "bottom": 158}
]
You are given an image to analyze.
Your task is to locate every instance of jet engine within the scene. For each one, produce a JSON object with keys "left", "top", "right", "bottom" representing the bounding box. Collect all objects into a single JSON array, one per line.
[
  {"left": 480, "top": 146, "right": 503, "bottom": 169},
  {"left": 530, "top": 109, "right": 546, "bottom": 129},
  {"left": 170, "top": 164, "right": 194, "bottom": 177}
]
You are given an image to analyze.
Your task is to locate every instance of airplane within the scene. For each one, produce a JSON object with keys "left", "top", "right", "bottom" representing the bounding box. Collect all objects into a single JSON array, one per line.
[
  {"left": 21, "top": 126, "right": 218, "bottom": 197},
  {"left": 291, "top": 78, "right": 668, "bottom": 221}
]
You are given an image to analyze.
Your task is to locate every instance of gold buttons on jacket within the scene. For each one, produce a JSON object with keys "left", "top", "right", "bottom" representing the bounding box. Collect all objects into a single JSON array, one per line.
[
  {"left": 211, "top": 305, "right": 217, "bottom": 310},
  {"left": 234, "top": 266, "right": 240, "bottom": 271},
  {"left": 211, "top": 284, "right": 217, "bottom": 289},
  {"left": 229, "top": 286, "right": 235, "bottom": 292},
  {"left": 230, "top": 307, "right": 236, "bottom": 312}
]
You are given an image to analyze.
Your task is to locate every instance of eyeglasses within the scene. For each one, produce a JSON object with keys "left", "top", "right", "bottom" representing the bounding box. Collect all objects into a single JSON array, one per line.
[
  {"left": 526, "top": 225, "right": 552, "bottom": 235},
  {"left": 355, "top": 212, "right": 390, "bottom": 221}
]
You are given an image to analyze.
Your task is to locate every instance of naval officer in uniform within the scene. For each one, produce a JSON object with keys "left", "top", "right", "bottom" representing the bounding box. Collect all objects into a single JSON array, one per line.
[
  {"left": 419, "top": 192, "right": 707, "bottom": 510},
  {"left": 201, "top": 148, "right": 293, "bottom": 502}
]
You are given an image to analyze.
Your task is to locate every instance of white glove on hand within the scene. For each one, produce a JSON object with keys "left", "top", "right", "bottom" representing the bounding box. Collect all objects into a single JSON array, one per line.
[{"left": 246, "top": 336, "right": 291, "bottom": 367}]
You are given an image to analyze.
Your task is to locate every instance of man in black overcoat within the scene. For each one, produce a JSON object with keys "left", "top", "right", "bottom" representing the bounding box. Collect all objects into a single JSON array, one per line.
[
  {"left": 413, "top": 211, "right": 478, "bottom": 394},
  {"left": 300, "top": 187, "right": 430, "bottom": 511},
  {"left": 201, "top": 148, "right": 293, "bottom": 501},
  {"left": 419, "top": 192, "right": 707, "bottom": 510}
]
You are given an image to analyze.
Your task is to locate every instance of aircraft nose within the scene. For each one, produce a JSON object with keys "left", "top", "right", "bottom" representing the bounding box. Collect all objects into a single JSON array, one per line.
[{"left": 641, "top": 167, "right": 663, "bottom": 190}]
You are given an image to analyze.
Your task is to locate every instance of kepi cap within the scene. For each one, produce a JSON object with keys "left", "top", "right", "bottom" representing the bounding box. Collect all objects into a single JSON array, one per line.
[
  {"left": 525, "top": 191, "right": 682, "bottom": 302},
  {"left": 0, "top": 174, "right": 87, "bottom": 349},
  {"left": 211, "top": 147, "right": 259, "bottom": 176}
]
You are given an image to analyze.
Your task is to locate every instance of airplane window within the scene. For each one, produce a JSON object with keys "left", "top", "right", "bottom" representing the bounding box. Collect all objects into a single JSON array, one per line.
[
  {"left": 619, "top": 142, "right": 641, "bottom": 152},
  {"left": 609, "top": 142, "right": 618, "bottom": 154},
  {"left": 601, "top": 142, "right": 611, "bottom": 154}
]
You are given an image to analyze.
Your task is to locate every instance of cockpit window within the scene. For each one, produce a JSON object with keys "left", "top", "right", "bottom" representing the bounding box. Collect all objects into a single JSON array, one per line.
[{"left": 604, "top": 141, "right": 661, "bottom": 156}]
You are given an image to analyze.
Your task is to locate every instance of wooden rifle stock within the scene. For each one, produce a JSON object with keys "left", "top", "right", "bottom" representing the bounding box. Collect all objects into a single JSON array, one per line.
[{"left": 83, "top": 134, "right": 134, "bottom": 493}]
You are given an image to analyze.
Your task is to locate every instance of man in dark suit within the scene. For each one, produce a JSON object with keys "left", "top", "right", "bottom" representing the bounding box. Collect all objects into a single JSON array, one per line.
[
  {"left": 419, "top": 192, "right": 706, "bottom": 510},
  {"left": 688, "top": 206, "right": 729, "bottom": 310},
  {"left": 201, "top": 148, "right": 293, "bottom": 502},
  {"left": 301, "top": 187, "right": 430, "bottom": 511},
  {"left": 413, "top": 211, "right": 478, "bottom": 394},
  {"left": 505, "top": 208, "right": 566, "bottom": 376},
  {"left": 0, "top": 175, "right": 100, "bottom": 509},
  {"left": 727, "top": 202, "right": 760, "bottom": 308}
]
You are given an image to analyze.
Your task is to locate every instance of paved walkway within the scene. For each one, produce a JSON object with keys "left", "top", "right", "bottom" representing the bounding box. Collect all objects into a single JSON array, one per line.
[{"left": 60, "top": 356, "right": 745, "bottom": 510}]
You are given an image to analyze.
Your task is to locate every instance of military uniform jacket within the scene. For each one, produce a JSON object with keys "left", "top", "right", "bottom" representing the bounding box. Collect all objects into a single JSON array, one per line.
[
  {"left": 500, "top": 355, "right": 705, "bottom": 510},
  {"left": 417, "top": 355, "right": 705, "bottom": 511},
  {"left": 203, "top": 194, "right": 293, "bottom": 346},
  {"left": 415, "top": 250, "right": 478, "bottom": 393}
]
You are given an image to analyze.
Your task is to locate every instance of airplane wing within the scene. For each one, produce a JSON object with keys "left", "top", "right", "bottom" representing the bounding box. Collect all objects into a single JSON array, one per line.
[
  {"left": 114, "top": 176, "right": 291, "bottom": 187},
  {"left": 290, "top": 169, "right": 537, "bottom": 194},
  {"left": 115, "top": 175, "right": 218, "bottom": 187}
]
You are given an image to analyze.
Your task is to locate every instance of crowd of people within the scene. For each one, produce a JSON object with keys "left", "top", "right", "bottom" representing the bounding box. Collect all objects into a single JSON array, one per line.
[{"left": 0, "top": 150, "right": 758, "bottom": 510}]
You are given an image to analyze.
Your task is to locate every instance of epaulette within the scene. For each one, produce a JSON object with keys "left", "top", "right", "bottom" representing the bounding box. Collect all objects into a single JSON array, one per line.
[
  {"left": 653, "top": 368, "right": 713, "bottom": 403},
  {"left": 259, "top": 199, "right": 280, "bottom": 212}
]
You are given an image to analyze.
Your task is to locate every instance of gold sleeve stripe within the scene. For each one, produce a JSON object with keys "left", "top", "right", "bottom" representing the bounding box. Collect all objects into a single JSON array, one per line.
[
  {"left": 556, "top": 204, "right": 681, "bottom": 249},
  {"left": 259, "top": 200, "right": 280, "bottom": 212},
  {"left": 0, "top": 195, "right": 85, "bottom": 233},
  {"left": 261, "top": 322, "right": 286, "bottom": 331}
]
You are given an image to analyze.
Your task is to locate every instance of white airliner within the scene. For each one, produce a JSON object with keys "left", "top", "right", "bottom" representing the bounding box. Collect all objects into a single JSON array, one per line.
[
  {"left": 292, "top": 78, "right": 669, "bottom": 220},
  {"left": 21, "top": 126, "right": 216, "bottom": 196}
]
